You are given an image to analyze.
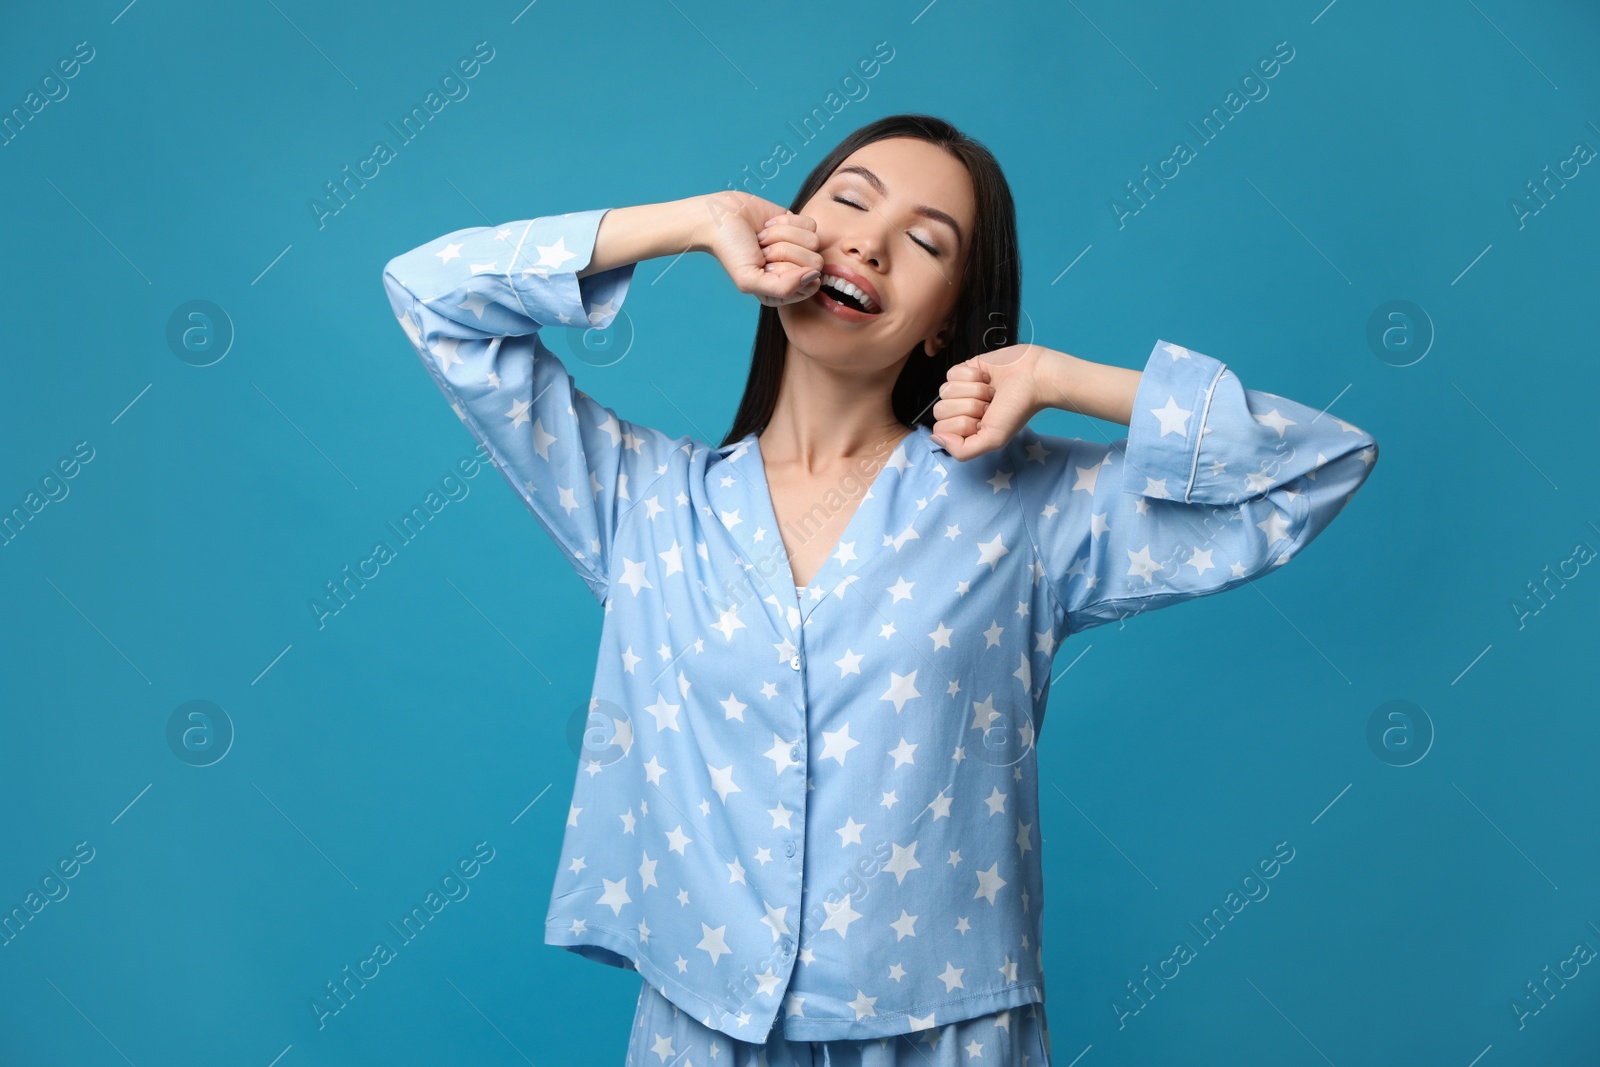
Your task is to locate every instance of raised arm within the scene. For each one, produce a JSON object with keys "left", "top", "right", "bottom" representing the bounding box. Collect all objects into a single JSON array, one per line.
[
  {"left": 381, "top": 203, "right": 700, "bottom": 603},
  {"left": 380, "top": 193, "right": 827, "bottom": 603},
  {"left": 1012, "top": 340, "right": 1380, "bottom": 636}
]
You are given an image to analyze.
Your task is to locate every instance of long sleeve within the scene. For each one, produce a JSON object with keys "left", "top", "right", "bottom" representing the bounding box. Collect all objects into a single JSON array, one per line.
[
  {"left": 1014, "top": 339, "right": 1379, "bottom": 636},
  {"left": 382, "top": 209, "right": 681, "bottom": 603}
]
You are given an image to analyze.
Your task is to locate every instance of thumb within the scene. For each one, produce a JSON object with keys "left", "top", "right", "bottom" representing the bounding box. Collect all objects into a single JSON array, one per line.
[{"left": 941, "top": 423, "right": 1009, "bottom": 461}]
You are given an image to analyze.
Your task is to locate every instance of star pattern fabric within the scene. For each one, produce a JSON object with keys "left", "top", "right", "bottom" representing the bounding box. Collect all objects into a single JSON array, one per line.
[
  {"left": 624, "top": 976, "right": 1051, "bottom": 1065},
  {"left": 382, "top": 209, "right": 1380, "bottom": 1044}
]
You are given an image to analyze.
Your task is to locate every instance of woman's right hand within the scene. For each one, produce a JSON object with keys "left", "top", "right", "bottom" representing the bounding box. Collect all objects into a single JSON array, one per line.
[{"left": 693, "top": 191, "right": 825, "bottom": 308}]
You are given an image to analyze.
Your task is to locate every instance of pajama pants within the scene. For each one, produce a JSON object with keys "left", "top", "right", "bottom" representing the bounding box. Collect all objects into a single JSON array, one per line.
[{"left": 623, "top": 979, "right": 1053, "bottom": 1066}]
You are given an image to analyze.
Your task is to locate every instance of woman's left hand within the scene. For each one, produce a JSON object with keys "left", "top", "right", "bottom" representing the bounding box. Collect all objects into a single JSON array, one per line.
[{"left": 931, "top": 344, "right": 1061, "bottom": 460}]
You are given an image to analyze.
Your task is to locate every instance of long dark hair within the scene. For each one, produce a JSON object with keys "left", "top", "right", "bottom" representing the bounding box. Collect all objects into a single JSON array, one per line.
[{"left": 718, "top": 113, "right": 1020, "bottom": 448}]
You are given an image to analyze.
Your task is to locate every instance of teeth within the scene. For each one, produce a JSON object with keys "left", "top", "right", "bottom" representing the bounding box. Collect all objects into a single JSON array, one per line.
[{"left": 822, "top": 274, "right": 879, "bottom": 312}]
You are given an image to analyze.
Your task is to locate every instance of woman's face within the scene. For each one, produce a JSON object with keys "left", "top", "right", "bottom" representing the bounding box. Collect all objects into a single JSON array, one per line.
[{"left": 777, "top": 136, "right": 977, "bottom": 380}]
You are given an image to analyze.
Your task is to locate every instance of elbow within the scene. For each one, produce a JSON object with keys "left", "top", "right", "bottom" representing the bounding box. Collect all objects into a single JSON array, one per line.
[{"left": 382, "top": 261, "right": 418, "bottom": 322}]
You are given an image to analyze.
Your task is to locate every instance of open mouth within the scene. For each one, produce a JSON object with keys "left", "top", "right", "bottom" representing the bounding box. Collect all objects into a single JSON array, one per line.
[{"left": 816, "top": 274, "right": 882, "bottom": 315}]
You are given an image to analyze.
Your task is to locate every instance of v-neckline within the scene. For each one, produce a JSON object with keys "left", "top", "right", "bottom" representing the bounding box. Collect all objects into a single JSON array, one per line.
[{"left": 742, "top": 424, "right": 927, "bottom": 609}]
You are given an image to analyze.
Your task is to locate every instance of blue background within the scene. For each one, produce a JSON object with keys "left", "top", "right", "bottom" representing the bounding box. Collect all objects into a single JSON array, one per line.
[{"left": 2, "top": 0, "right": 1597, "bottom": 1064}]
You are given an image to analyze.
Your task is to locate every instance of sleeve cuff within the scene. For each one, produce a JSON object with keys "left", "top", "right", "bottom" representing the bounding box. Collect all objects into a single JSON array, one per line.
[
  {"left": 1121, "top": 339, "right": 1227, "bottom": 504},
  {"left": 507, "top": 208, "right": 635, "bottom": 331}
]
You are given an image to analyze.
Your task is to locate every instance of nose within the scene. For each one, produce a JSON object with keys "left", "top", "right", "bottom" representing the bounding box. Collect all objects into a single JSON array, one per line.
[{"left": 841, "top": 223, "right": 886, "bottom": 270}]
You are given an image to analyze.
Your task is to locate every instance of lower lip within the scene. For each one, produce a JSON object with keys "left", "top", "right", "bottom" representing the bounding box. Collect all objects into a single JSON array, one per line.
[{"left": 811, "top": 287, "right": 882, "bottom": 322}]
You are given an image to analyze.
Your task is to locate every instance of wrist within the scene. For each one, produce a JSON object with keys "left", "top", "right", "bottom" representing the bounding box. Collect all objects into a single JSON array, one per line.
[
  {"left": 1032, "top": 348, "right": 1081, "bottom": 413},
  {"left": 677, "top": 195, "right": 719, "bottom": 255},
  {"left": 684, "top": 192, "right": 747, "bottom": 254},
  {"left": 1033, "top": 348, "right": 1141, "bottom": 426}
]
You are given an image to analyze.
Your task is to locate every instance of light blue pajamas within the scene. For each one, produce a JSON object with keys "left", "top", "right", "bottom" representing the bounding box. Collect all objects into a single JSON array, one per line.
[
  {"left": 381, "top": 208, "right": 1379, "bottom": 1052},
  {"left": 626, "top": 978, "right": 1051, "bottom": 1065}
]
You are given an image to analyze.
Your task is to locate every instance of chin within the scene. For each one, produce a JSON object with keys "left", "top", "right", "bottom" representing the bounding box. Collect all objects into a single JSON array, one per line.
[{"left": 781, "top": 300, "right": 896, "bottom": 361}]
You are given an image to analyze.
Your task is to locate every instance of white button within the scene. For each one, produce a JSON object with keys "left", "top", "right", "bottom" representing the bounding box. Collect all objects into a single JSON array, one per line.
[{"left": 790, "top": 655, "right": 801, "bottom": 670}]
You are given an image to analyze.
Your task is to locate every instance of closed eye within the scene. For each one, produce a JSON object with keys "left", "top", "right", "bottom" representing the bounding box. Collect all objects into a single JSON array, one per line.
[{"left": 832, "top": 195, "right": 941, "bottom": 257}]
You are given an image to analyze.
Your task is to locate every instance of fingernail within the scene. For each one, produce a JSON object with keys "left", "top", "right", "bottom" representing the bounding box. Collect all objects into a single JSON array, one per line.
[{"left": 800, "top": 270, "right": 820, "bottom": 286}]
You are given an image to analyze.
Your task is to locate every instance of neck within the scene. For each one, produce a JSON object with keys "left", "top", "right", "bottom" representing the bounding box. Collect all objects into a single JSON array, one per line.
[{"left": 759, "top": 343, "right": 913, "bottom": 473}]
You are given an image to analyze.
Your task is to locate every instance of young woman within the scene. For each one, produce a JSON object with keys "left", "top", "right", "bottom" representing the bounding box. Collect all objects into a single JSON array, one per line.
[{"left": 382, "top": 113, "right": 1378, "bottom": 1066}]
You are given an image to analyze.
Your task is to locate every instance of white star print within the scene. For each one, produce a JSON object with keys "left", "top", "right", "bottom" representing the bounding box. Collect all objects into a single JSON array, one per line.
[
  {"left": 884, "top": 840, "right": 922, "bottom": 884},
  {"left": 881, "top": 670, "right": 921, "bottom": 713},
  {"left": 707, "top": 763, "right": 740, "bottom": 802},
  {"left": 697, "top": 922, "right": 731, "bottom": 964},
  {"left": 975, "top": 862, "right": 1008, "bottom": 904},
  {"left": 1150, "top": 394, "right": 1194, "bottom": 437},
  {"left": 597, "top": 876, "right": 631, "bottom": 916},
  {"left": 821, "top": 894, "right": 863, "bottom": 938},
  {"left": 820, "top": 724, "right": 860, "bottom": 765},
  {"left": 644, "top": 692, "right": 681, "bottom": 732}
]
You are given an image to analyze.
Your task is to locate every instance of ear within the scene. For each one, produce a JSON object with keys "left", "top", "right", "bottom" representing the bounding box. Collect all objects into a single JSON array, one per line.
[{"left": 922, "top": 321, "right": 953, "bottom": 359}]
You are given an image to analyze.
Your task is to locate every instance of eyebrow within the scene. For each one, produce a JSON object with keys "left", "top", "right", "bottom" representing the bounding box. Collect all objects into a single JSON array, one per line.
[{"left": 833, "top": 164, "right": 965, "bottom": 251}]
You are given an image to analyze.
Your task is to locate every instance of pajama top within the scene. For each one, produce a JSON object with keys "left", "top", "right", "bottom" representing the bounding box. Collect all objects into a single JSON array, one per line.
[{"left": 381, "top": 208, "right": 1380, "bottom": 1043}]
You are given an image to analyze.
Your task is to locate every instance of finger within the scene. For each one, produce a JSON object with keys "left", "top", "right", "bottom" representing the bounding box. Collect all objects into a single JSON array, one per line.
[
  {"left": 945, "top": 359, "right": 990, "bottom": 384},
  {"left": 745, "top": 261, "right": 820, "bottom": 301},
  {"left": 932, "top": 414, "right": 981, "bottom": 439},
  {"left": 933, "top": 397, "right": 988, "bottom": 421},
  {"left": 938, "top": 380, "right": 995, "bottom": 401},
  {"left": 757, "top": 223, "right": 820, "bottom": 251},
  {"left": 941, "top": 422, "right": 1008, "bottom": 461},
  {"left": 764, "top": 211, "right": 816, "bottom": 233},
  {"left": 760, "top": 242, "right": 825, "bottom": 274}
]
